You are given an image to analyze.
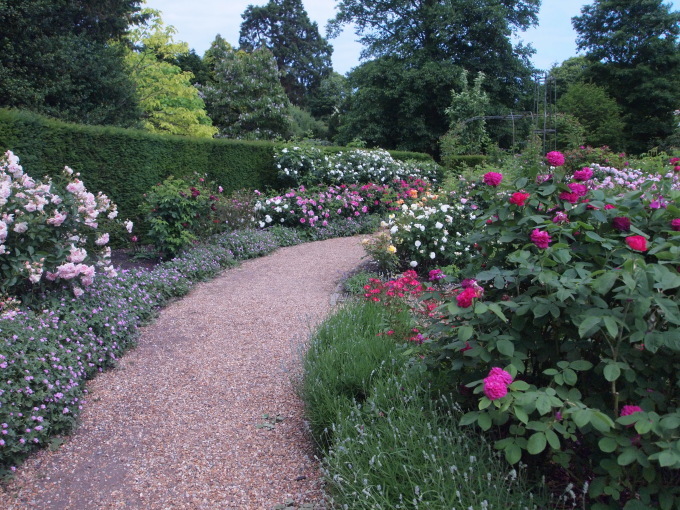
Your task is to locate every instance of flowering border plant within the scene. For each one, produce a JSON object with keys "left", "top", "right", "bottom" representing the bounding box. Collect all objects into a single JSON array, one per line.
[
  {"left": 0, "top": 151, "right": 123, "bottom": 302},
  {"left": 420, "top": 152, "right": 680, "bottom": 509}
]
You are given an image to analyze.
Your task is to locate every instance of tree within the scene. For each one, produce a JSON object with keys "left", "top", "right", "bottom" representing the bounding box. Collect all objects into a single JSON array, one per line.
[
  {"left": 548, "top": 57, "right": 590, "bottom": 99},
  {"left": 124, "top": 10, "right": 217, "bottom": 138},
  {"left": 441, "top": 71, "right": 492, "bottom": 158},
  {"left": 201, "top": 45, "right": 291, "bottom": 140},
  {"left": 557, "top": 83, "right": 625, "bottom": 149},
  {"left": 239, "top": 0, "right": 333, "bottom": 105},
  {"left": 573, "top": 0, "right": 680, "bottom": 152},
  {"left": 328, "top": 0, "right": 540, "bottom": 154},
  {"left": 0, "top": 0, "right": 147, "bottom": 126}
]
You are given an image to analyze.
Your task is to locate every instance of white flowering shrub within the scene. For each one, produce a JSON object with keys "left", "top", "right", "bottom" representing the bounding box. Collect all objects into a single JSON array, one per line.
[
  {"left": 274, "top": 145, "right": 442, "bottom": 187},
  {"left": 387, "top": 192, "right": 478, "bottom": 273},
  {"left": 0, "top": 151, "right": 128, "bottom": 303}
]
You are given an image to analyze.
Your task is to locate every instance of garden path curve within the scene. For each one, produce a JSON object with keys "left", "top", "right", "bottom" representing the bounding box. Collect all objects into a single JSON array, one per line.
[{"left": 2, "top": 236, "right": 366, "bottom": 510}]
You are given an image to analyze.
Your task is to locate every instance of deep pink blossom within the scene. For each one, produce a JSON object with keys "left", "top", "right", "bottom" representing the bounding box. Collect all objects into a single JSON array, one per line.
[
  {"left": 559, "top": 192, "right": 579, "bottom": 204},
  {"left": 672, "top": 219, "right": 680, "bottom": 231},
  {"left": 568, "top": 183, "right": 588, "bottom": 197},
  {"left": 483, "top": 172, "right": 503, "bottom": 187},
  {"left": 620, "top": 405, "right": 643, "bottom": 417},
  {"left": 531, "top": 229, "right": 552, "bottom": 249},
  {"left": 546, "top": 151, "right": 565, "bottom": 167},
  {"left": 456, "top": 287, "right": 477, "bottom": 308},
  {"left": 483, "top": 368, "right": 513, "bottom": 400},
  {"left": 625, "top": 235, "right": 648, "bottom": 252},
  {"left": 573, "top": 167, "right": 594, "bottom": 181},
  {"left": 509, "top": 192, "right": 530, "bottom": 206},
  {"left": 612, "top": 217, "right": 631, "bottom": 232}
]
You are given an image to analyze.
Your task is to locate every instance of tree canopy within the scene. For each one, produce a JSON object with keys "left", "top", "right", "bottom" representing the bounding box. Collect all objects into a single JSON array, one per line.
[
  {"left": 573, "top": 0, "right": 680, "bottom": 152},
  {"left": 328, "top": 0, "right": 540, "bottom": 153},
  {"left": 124, "top": 10, "right": 217, "bottom": 138},
  {"left": 239, "top": 0, "right": 333, "bottom": 105},
  {"left": 0, "top": 0, "right": 148, "bottom": 126},
  {"left": 201, "top": 43, "right": 291, "bottom": 140}
]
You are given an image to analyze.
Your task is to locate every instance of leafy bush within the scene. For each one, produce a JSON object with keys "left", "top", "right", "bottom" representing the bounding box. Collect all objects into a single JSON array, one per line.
[
  {"left": 273, "top": 145, "right": 442, "bottom": 187},
  {"left": 420, "top": 153, "right": 680, "bottom": 509},
  {"left": 302, "top": 299, "right": 549, "bottom": 508},
  {"left": 0, "top": 151, "right": 125, "bottom": 303}
]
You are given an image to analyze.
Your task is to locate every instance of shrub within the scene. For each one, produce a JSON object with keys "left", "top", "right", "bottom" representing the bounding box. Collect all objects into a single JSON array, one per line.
[
  {"left": 0, "top": 150, "right": 124, "bottom": 304},
  {"left": 421, "top": 152, "right": 680, "bottom": 509}
]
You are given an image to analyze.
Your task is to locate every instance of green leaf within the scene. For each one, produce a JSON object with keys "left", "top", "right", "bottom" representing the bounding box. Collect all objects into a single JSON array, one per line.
[
  {"left": 474, "top": 302, "right": 489, "bottom": 314},
  {"left": 658, "top": 451, "right": 679, "bottom": 468},
  {"left": 617, "top": 448, "right": 639, "bottom": 466},
  {"left": 586, "top": 231, "right": 605, "bottom": 242},
  {"left": 604, "top": 364, "right": 621, "bottom": 382},
  {"left": 527, "top": 432, "right": 547, "bottom": 454},
  {"left": 477, "top": 413, "right": 492, "bottom": 431},
  {"left": 578, "top": 316, "right": 601, "bottom": 338},
  {"left": 562, "top": 369, "right": 577, "bottom": 386},
  {"left": 592, "top": 271, "right": 619, "bottom": 295},
  {"left": 460, "top": 412, "right": 479, "bottom": 426},
  {"left": 496, "top": 339, "right": 514, "bottom": 356},
  {"left": 570, "top": 360, "right": 593, "bottom": 371},
  {"left": 509, "top": 380, "right": 529, "bottom": 391},
  {"left": 573, "top": 409, "right": 591, "bottom": 428},
  {"left": 603, "top": 316, "right": 619, "bottom": 337},
  {"left": 545, "top": 429, "right": 560, "bottom": 450},
  {"left": 513, "top": 405, "right": 529, "bottom": 424},
  {"left": 487, "top": 302, "right": 508, "bottom": 321},
  {"left": 599, "top": 437, "right": 618, "bottom": 453},
  {"left": 458, "top": 326, "right": 474, "bottom": 342},
  {"left": 536, "top": 395, "right": 552, "bottom": 415},
  {"left": 504, "top": 443, "right": 522, "bottom": 464}
]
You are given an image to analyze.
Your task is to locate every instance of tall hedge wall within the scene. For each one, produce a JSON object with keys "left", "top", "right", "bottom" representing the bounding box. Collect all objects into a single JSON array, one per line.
[
  {"left": 0, "top": 109, "right": 278, "bottom": 223},
  {"left": 0, "top": 109, "right": 433, "bottom": 224}
]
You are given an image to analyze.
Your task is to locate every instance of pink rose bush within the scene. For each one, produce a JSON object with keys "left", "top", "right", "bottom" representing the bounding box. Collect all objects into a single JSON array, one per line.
[{"left": 0, "top": 151, "right": 126, "bottom": 300}]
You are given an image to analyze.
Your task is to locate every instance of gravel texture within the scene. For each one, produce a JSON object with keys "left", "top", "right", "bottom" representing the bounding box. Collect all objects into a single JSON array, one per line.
[{"left": 1, "top": 236, "right": 366, "bottom": 510}]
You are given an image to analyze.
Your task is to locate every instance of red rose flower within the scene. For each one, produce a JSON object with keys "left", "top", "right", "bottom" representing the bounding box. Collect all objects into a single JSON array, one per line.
[
  {"left": 456, "top": 287, "right": 477, "bottom": 308},
  {"left": 672, "top": 219, "right": 680, "bottom": 232},
  {"left": 625, "top": 235, "right": 648, "bottom": 252},
  {"left": 509, "top": 192, "right": 530, "bottom": 206}
]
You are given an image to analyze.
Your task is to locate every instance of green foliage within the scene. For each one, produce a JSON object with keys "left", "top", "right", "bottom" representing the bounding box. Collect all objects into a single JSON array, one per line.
[
  {"left": 302, "top": 299, "right": 549, "bottom": 508},
  {"left": 342, "top": 270, "right": 380, "bottom": 295},
  {"left": 421, "top": 155, "right": 680, "bottom": 508},
  {"left": 360, "top": 231, "right": 399, "bottom": 274},
  {"left": 0, "top": 109, "right": 279, "bottom": 228},
  {"left": 239, "top": 0, "right": 333, "bottom": 106},
  {"left": 558, "top": 83, "right": 625, "bottom": 149},
  {"left": 287, "top": 105, "right": 327, "bottom": 141},
  {"left": 573, "top": 0, "right": 680, "bottom": 153},
  {"left": 124, "top": 10, "right": 217, "bottom": 138},
  {"left": 0, "top": 0, "right": 146, "bottom": 127},
  {"left": 441, "top": 70, "right": 492, "bottom": 157},
  {"left": 329, "top": 0, "right": 540, "bottom": 153},
  {"left": 442, "top": 155, "right": 489, "bottom": 173},
  {"left": 201, "top": 47, "right": 292, "bottom": 140}
]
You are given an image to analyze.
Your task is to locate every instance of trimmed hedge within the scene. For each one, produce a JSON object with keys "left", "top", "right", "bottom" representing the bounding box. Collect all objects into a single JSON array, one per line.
[
  {"left": 0, "top": 109, "right": 434, "bottom": 225},
  {"left": 0, "top": 109, "right": 278, "bottom": 223},
  {"left": 442, "top": 155, "right": 488, "bottom": 171}
]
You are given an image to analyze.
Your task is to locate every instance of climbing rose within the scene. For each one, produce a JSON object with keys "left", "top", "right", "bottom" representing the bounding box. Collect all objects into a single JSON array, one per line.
[
  {"left": 672, "top": 219, "right": 680, "bottom": 231},
  {"left": 625, "top": 235, "right": 648, "bottom": 252},
  {"left": 483, "top": 172, "right": 503, "bottom": 187},
  {"left": 509, "top": 192, "right": 530, "bottom": 206},
  {"left": 573, "top": 167, "right": 593, "bottom": 181},
  {"left": 620, "top": 405, "right": 643, "bottom": 417},
  {"left": 483, "top": 367, "right": 513, "bottom": 400},
  {"left": 531, "top": 229, "right": 552, "bottom": 249},
  {"left": 612, "top": 217, "right": 631, "bottom": 232},
  {"left": 546, "top": 151, "right": 565, "bottom": 167}
]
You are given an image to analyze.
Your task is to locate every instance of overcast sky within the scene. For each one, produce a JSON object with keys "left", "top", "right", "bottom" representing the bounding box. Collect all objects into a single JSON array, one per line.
[{"left": 143, "top": 0, "right": 678, "bottom": 75}]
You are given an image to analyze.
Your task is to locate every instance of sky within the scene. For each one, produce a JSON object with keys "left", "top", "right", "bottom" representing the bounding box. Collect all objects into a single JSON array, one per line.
[{"left": 143, "top": 0, "right": 678, "bottom": 75}]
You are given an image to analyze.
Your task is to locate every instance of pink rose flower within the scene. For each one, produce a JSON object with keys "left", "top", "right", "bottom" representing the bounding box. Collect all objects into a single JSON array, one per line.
[
  {"left": 456, "top": 287, "right": 477, "bottom": 308},
  {"left": 530, "top": 229, "right": 552, "bottom": 249},
  {"left": 568, "top": 183, "right": 588, "bottom": 197},
  {"left": 625, "top": 235, "right": 648, "bottom": 252},
  {"left": 509, "top": 192, "right": 530, "bottom": 206},
  {"left": 620, "top": 405, "right": 643, "bottom": 417},
  {"left": 559, "top": 192, "right": 579, "bottom": 204},
  {"left": 573, "top": 167, "right": 593, "bottom": 181},
  {"left": 546, "top": 151, "right": 565, "bottom": 167},
  {"left": 483, "top": 368, "right": 513, "bottom": 400},
  {"left": 672, "top": 219, "right": 680, "bottom": 231},
  {"left": 612, "top": 217, "right": 631, "bottom": 232},
  {"left": 483, "top": 172, "right": 503, "bottom": 187}
]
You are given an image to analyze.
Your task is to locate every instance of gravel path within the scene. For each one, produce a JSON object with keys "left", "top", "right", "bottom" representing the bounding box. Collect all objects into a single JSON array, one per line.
[{"left": 1, "top": 236, "right": 366, "bottom": 510}]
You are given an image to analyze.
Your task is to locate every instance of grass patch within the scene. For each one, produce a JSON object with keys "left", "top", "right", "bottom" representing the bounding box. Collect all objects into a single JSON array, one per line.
[{"left": 302, "top": 298, "right": 550, "bottom": 508}]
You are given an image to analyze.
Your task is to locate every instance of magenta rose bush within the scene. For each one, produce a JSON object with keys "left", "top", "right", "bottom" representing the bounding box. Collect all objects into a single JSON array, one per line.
[{"left": 420, "top": 152, "right": 680, "bottom": 509}]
